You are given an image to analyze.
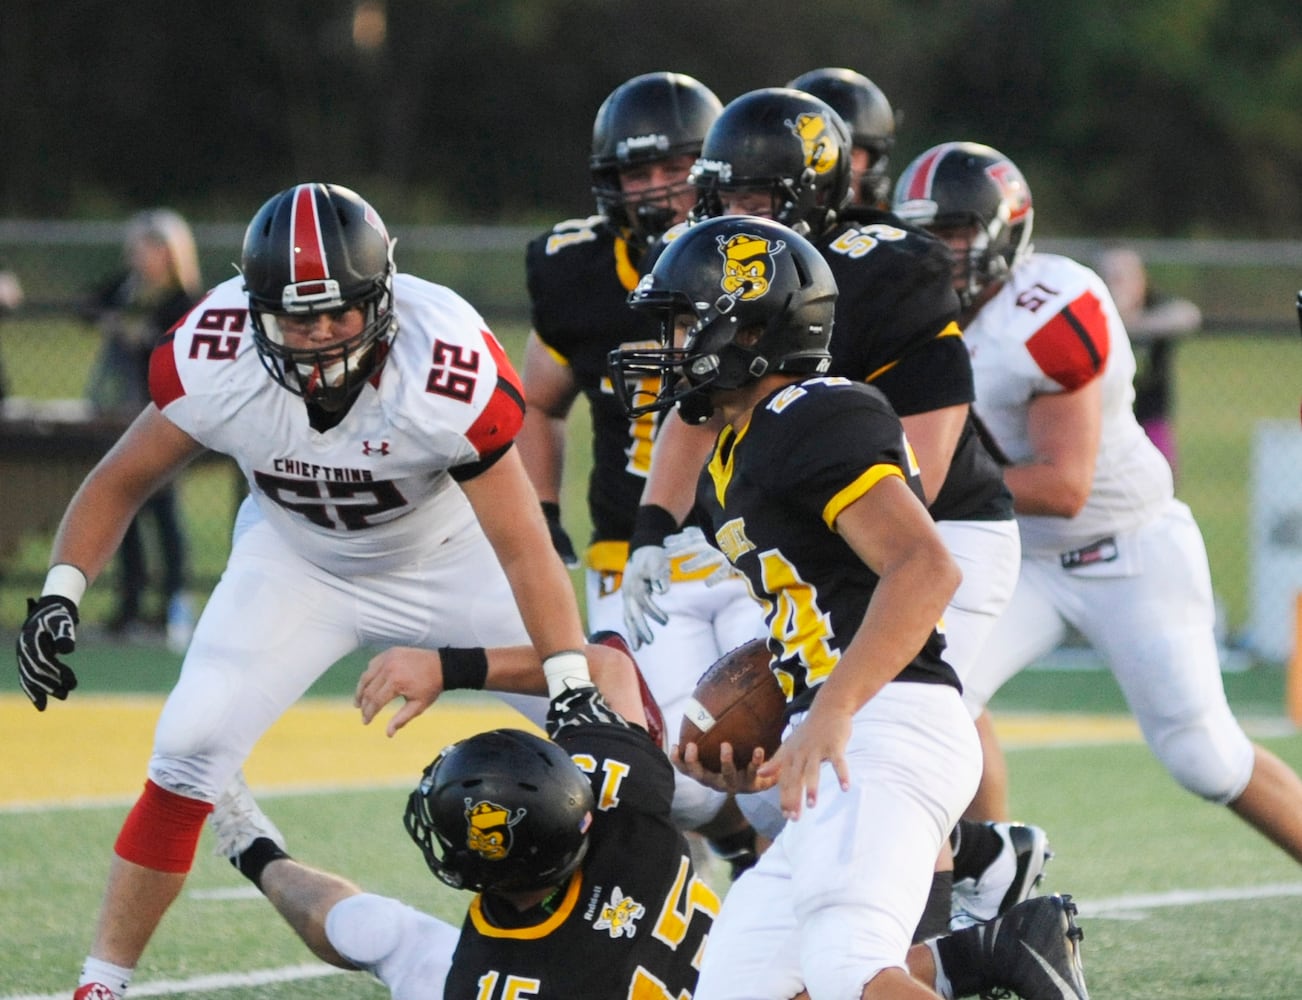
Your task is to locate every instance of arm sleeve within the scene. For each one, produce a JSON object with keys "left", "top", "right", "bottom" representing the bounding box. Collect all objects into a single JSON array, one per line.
[{"left": 326, "top": 892, "right": 458, "bottom": 999}]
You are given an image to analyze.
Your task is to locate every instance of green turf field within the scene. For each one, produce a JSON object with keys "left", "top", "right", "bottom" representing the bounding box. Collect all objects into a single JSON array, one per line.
[
  {"left": 2, "top": 302, "right": 1301, "bottom": 998},
  {"left": 2, "top": 646, "right": 1300, "bottom": 999}
]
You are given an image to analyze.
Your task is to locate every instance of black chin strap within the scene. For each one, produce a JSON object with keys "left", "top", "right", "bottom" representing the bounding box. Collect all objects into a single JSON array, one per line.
[
  {"left": 677, "top": 392, "right": 715, "bottom": 425},
  {"left": 305, "top": 396, "right": 355, "bottom": 432}
]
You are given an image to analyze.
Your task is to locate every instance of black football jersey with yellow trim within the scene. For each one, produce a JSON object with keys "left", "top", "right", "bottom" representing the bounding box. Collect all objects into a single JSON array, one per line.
[
  {"left": 816, "top": 208, "right": 1012, "bottom": 523},
  {"left": 696, "top": 376, "right": 959, "bottom": 716},
  {"left": 526, "top": 216, "right": 661, "bottom": 547},
  {"left": 444, "top": 716, "right": 717, "bottom": 1000}
]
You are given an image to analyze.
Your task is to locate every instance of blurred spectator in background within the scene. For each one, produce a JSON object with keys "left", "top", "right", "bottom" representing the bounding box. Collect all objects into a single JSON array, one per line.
[
  {"left": 83, "top": 209, "right": 203, "bottom": 651},
  {"left": 1096, "top": 246, "right": 1202, "bottom": 480},
  {"left": 0, "top": 267, "right": 23, "bottom": 402}
]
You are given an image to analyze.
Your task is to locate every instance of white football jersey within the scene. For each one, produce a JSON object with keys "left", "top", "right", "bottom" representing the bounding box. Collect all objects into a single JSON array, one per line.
[
  {"left": 964, "top": 253, "right": 1173, "bottom": 554},
  {"left": 150, "top": 273, "right": 525, "bottom": 575}
]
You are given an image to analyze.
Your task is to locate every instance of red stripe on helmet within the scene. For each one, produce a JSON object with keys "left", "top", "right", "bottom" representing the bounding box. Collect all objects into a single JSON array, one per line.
[
  {"left": 290, "top": 184, "right": 328, "bottom": 282},
  {"left": 902, "top": 143, "right": 955, "bottom": 202}
]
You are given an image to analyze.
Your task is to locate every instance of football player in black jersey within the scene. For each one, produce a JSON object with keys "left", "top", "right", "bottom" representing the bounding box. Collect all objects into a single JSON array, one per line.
[
  {"left": 620, "top": 86, "right": 1046, "bottom": 933},
  {"left": 216, "top": 627, "right": 1086, "bottom": 1000},
  {"left": 608, "top": 215, "right": 1088, "bottom": 1000},
  {"left": 212, "top": 637, "right": 719, "bottom": 1000},
  {"left": 787, "top": 67, "right": 898, "bottom": 208},
  {"left": 517, "top": 72, "right": 766, "bottom": 869}
]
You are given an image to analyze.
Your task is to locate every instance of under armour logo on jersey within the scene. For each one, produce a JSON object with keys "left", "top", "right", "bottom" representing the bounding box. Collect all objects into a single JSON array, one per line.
[{"left": 361, "top": 440, "right": 390, "bottom": 456}]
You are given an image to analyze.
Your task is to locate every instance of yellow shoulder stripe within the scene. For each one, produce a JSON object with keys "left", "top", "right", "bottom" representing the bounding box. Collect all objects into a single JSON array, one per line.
[
  {"left": 540, "top": 339, "right": 570, "bottom": 368},
  {"left": 615, "top": 236, "right": 640, "bottom": 291},
  {"left": 822, "top": 464, "right": 905, "bottom": 530},
  {"left": 864, "top": 320, "right": 962, "bottom": 383}
]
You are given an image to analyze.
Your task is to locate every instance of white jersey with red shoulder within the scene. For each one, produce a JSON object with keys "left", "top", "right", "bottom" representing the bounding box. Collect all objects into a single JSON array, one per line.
[
  {"left": 149, "top": 273, "right": 525, "bottom": 575},
  {"left": 964, "top": 252, "right": 1173, "bottom": 554}
]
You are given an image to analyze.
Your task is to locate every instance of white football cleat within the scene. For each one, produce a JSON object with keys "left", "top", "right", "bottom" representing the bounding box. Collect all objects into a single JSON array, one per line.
[
  {"left": 209, "top": 770, "right": 285, "bottom": 861},
  {"left": 952, "top": 821, "right": 1052, "bottom": 930}
]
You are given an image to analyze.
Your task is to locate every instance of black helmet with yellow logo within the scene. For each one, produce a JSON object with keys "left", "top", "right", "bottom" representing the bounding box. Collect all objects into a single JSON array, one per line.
[
  {"left": 405, "top": 729, "right": 595, "bottom": 894},
  {"left": 690, "top": 88, "right": 853, "bottom": 237},
  {"left": 787, "top": 68, "right": 897, "bottom": 206},
  {"left": 607, "top": 215, "right": 836, "bottom": 424}
]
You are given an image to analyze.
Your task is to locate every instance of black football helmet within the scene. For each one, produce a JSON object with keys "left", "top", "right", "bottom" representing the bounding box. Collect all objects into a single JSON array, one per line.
[
  {"left": 689, "top": 88, "right": 853, "bottom": 237},
  {"left": 242, "top": 183, "right": 397, "bottom": 412},
  {"left": 892, "top": 142, "right": 1034, "bottom": 307},
  {"left": 607, "top": 215, "right": 835, "bottom": 424},
  {"left": 404, "top": 729, "right": 595, "bottom": 894},
  {"left": 787, "top": 68, "right": 897, "bottom": 206},
  {"left": 590, "top": 72, "right": 723, "bottom": 248}
]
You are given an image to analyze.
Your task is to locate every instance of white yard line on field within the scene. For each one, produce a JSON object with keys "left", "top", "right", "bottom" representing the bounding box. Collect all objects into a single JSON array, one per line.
[
  {"left": 7, "top": 882, "right": 1302, "bottom": 1000},
  {"left": 1076, "top": 881, "right": 1302, "bottom": 920},
  {"left": 3, "top": 965, "right": 346, "bottom": 1000}
]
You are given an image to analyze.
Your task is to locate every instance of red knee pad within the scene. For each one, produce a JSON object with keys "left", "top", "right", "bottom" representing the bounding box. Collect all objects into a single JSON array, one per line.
[{"left": 114, "top": 779, "right": 214, "bottom": 873}]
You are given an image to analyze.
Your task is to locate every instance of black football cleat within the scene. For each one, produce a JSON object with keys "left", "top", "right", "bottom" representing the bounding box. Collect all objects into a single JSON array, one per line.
[{"left": 979, "top": 893, "right": 1088, "bottom": 1000}]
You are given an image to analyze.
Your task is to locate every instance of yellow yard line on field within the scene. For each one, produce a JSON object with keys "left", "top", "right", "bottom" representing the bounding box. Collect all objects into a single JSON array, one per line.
[
  {"left": 993, "top": 712, "right": 1143, "bottom": 747},
  {"left": 0, "top": 693, "right": 539, "bottom": 808},
  {"left": 0, "top": 695, "right": 1144, "bottom": 808}
]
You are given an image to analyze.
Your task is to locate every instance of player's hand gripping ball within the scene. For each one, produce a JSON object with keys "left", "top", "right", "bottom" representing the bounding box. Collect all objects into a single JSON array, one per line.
[{"left": 679, "top": 639, "right": 785, "bottom": 773}]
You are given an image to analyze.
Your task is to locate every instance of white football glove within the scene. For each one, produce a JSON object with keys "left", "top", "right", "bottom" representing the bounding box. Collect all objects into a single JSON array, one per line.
[
  {"left": 622, "top": 544, "right": 670, "bottom": 650},
  {"left": 664, "top": 526, "right": 733, "bottom": 586}
]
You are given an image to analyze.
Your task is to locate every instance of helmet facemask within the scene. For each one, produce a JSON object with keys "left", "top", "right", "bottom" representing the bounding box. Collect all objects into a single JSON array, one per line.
[
  {"left": 928, "top": 209, "right": 1031, "bottom": 309},
  {"left": 595, "top": 164, "right": 698, "bottom": 249},
  {"left": 610, "top": 284, "right": 778, "bottom": 425},
  {"left": 692, "top": 163, "right": 835, "bottom": 238},
  {"left": 249, "top": 256, "right": 396, "bottom": 413},
  {"left": 403, "top": 730, "right": 595, "bottom": 895}
]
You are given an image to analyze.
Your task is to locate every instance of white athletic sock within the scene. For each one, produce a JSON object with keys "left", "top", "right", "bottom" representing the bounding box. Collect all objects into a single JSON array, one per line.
[{"left": 80, "top": 957, "right": 133, "bottom": 995}]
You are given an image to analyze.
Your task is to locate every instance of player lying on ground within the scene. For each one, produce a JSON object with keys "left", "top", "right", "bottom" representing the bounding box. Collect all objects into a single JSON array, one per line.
[{"left": 217, "top": 640, "right": 1089, "bottom": 1000}]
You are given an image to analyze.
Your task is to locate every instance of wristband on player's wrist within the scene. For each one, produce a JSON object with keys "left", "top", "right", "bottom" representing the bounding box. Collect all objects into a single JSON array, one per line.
[
  {"left": 439, "top": 647, "right": 489, "bottom": 690},
  {"left": 41, "top": 564, "right": 87, "bottom": 607},
  {"left": 543, "top": 649, "right": 592, "bottom": 699},
  {"left": 627, "top": 505, "right": 679, "bottom": 552}
]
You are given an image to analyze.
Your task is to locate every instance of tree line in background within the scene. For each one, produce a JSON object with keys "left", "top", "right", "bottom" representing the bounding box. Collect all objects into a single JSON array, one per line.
[{"left": 1, "top": 0, "right": 1300, "bottom": 235}]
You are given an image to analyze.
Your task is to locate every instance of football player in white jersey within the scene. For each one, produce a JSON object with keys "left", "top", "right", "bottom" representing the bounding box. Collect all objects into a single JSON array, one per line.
[
  {"left": 894, "top": 143, "right": 1302, "bottom": 864},
  {"left": 14, "top": 183, "right": 593, "bottom": 1000}
]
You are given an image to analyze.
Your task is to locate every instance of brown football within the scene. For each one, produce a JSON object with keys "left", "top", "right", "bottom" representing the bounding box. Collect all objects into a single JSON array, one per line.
[{"left": 679, "top": 639, "right": 786, "bottom": 773}]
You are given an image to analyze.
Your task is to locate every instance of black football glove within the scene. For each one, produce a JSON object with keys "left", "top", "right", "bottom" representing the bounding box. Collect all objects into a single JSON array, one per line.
[
  {"left": 541, "top": 501, "right": 580, "bottom": 569},
  {"left": 16, "top": 595, "right": 79, "bottom": 711}
]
